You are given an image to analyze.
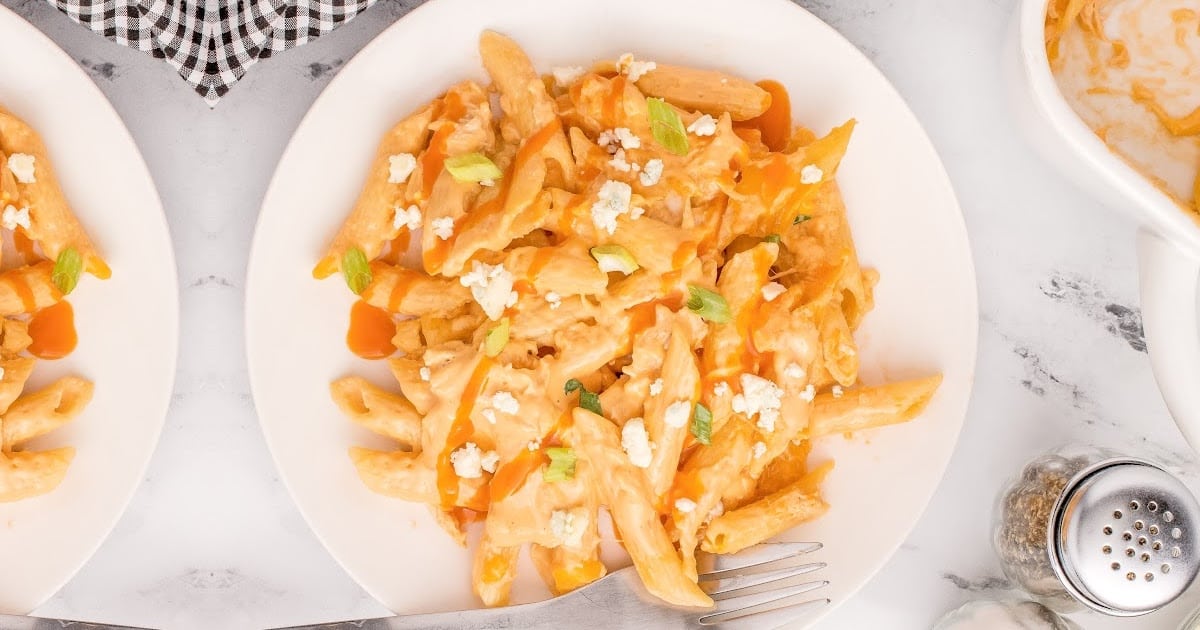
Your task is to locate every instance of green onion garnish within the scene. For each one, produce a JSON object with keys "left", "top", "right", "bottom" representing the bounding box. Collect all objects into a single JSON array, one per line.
[
  {"left": 647, "top": 98, "right": 689, "bottom": 156},
  {"left": 543, "top": 447, "right": 577, "bottom": 482},
  {"left": 691, "top": 403, "right": 712, "bottom": 445},
  {"left": 485, "top": 317, "right": 510, "bottom": 357},
  {"left": 341, "top": 247, "right": 372, "bottom": 295},
  {"left": 764, "top": 234, "right": 781, "bottom": 244},
  {"left": 686, "top": 285, "right": 731, "bottom": 324},
  {"left": 590, "top": 244, "right": 639, "bottom": 275},
  {"left": 565, "top": 378, "right": 603, "bottom": 416},
  {"left": 444, "top": 153, "right": 503, "bottom": 183},
  {"left": 51, "top": 247, "right": 82, "bottom": 295},
  {"left": 793, "top": 214, "right": 812, "bottom": 225}
]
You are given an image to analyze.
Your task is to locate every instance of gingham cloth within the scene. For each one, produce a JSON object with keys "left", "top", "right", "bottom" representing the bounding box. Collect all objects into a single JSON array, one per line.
[{"left": 48, "top": 0, "right": 378, "bottom": 104}]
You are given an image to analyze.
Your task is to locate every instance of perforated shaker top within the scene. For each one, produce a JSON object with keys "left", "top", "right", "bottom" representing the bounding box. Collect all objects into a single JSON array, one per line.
[{"left": 1053, "top": 460, "right": 1200, "bottom": 616}]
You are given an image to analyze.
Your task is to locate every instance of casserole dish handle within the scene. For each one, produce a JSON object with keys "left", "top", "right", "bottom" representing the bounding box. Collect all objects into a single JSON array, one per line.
[{"left": 1139, "top": 229, "right": 1200, "bottom": 448}]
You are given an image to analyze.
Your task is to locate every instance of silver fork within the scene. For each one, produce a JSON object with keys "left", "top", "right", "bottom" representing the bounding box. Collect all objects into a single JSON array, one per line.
[{"left": 274, "top": 542, "right": 828, "bottom": 629}]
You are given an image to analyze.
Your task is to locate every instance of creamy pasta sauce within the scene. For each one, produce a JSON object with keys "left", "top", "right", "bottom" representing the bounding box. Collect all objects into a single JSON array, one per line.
[{"left": 1048, "top": 0, "right": 1200, "bottom": 214}]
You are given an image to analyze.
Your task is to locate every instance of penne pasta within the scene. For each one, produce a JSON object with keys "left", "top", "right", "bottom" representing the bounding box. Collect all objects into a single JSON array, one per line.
[
  {"left": 0, "top": 448, "right": 74, "bottom": 502},
  {"left": 670, "top": 418, "right": 757, "bottom": 582},
  {"left": 571, "top": 408, "right": 712, "bottom": 607},
  {"left": 1, "top": 319, "right": 31, "bottom": 356},
  {"left": 387, "top": 357, "right": 437, "bottom": 415},
  {"left": 362, "top": 262, "right": 472, "bottom": 316},
  {"left": 0, "top": 356, "right": 35, "bottom": 415},
  {"left": 472, "top": 531, "right": 521, "bottom": 607},
  {"left": 0, "top": 107, "right": 105, "bottom": 503},
  {"left": 643, "top": 319, "right": 699, "bottom": 499},
  {"left": 755, "top": 438, "right": 813, "bottom": 498},
  {"left": 313, "top": 103, "right": 437, "bottom": 279},
  {"left": 348, "top": 447, "right": 435, "bottom": 501},
  {"left": 331, "top": 376, "right": 422, "bottom": 449},
  {"left": 322, "top": 32, "right": 941, "bottom": 608},
  {"left": 635, "top": 64, "right": 771, "bottom": 121},
  {"left": 0, "top": 262, "right": 61, "bottom": 316},
  {"left": 808, "top": 375, "right": 943, "bottom": 438},
  {"left": 0, "top": 106, "right": 109, "bottom": 278},
  {"left": 701, "top": 461, "right": 832, "bottom": 554},
  {"left": 2, "top": 376, "right": 93, "bottom": 449}
]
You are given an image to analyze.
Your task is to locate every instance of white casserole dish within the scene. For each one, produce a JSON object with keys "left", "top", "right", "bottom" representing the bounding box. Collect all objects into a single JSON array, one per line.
[{"left": 1006, "top": 0, "right": 1200, "bottom": 448}]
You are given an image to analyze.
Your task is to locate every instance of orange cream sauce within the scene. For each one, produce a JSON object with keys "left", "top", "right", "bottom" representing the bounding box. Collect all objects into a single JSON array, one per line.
[{"left": 1048, "top": 0, "right": 1200, "bottom": 213}]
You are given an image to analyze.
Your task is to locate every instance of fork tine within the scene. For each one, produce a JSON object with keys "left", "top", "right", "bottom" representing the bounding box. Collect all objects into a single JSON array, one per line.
[
  {"left": 703, "top": 561, "right": 826, "bottom": 598},
  {"left": 697, "top": 542, "right": 822, "bottom": 580},
  {"left": 699, "top": 597, "right": 831, "bottom": 629},
  {"left": 698, "top": 581, "right": 829, "bottom": 624}
]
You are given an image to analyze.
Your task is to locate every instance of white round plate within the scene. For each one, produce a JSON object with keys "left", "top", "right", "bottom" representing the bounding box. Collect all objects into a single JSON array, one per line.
[
  {"left": 248, "top": 0, "right": 977, "bottom": 624},
  {"left": 0, "top": 5, "right": 178, "bottom": 613}
]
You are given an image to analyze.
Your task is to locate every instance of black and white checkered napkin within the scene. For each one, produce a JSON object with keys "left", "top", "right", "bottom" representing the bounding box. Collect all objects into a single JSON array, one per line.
[{"left": 49, "top": 0, "right": 377, "bottom": 105}]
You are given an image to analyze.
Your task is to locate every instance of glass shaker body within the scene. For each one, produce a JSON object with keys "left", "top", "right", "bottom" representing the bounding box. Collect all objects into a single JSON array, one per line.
[{"left": 992, "top": 445, "right": 1112, "bottom": 611}]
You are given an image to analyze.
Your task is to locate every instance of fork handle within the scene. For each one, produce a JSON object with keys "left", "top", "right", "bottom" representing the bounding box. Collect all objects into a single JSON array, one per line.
[
  {"left": 278, "top": 604, "right": 579, "bottom": 630},
  {"left": 278, "top": 586, "right": 685, "bottom": 630}
]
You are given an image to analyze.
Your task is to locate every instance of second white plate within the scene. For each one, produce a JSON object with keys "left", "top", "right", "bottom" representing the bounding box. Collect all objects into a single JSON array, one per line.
[{"left": 0, "top": 3, "right": 179, "bottom": 614}]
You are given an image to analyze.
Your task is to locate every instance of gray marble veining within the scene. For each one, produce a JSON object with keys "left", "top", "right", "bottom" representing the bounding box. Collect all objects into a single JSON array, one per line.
[{"left": 1, "top": 0, "right": 1197, "bottom": 628}]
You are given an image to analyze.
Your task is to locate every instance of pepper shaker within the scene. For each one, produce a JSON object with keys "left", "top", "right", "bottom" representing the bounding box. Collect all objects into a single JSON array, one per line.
[{"left": 994, "top": 445, "right": 1200, "bottom": 616}]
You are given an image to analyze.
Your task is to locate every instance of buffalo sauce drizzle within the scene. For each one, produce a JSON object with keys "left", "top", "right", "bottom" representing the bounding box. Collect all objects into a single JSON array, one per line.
[
  {"left": 671, "top": 241, "right": 697, "bottom": 270},
  {"left": 490, "top": 409, "right": 575, "bottom": 502},
  {"left": 384, "top": 268, "right": 420, "bottom": 313},
  {"left": 738, "top": 250, "right": 777, "bottom": 373},
  {"left": 12, "top": 231, "right": 39, "bottom": 265},
  {"left": 436, "top": 356, "right": 494, "bottom": 507},
  {"left": 526, "top": 245, "right": 557, "bottom": 284},
  {"left": 3, "top": 270, "right": 38, "bottom": 314},
  {"left": 603, "top": 75, "right": 627, "bottom": 124}
]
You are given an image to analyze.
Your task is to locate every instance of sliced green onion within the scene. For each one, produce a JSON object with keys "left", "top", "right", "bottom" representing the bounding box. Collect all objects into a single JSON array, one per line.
[
  {"left": 793, "top": 214, "right": 812, "bottom": 225},
  {"left": 51, "top": 247, "right": 82, "bottom": 295},
  {"left": 341, "top": 247, "right": 372, "bottom": 295},
  {"left": 647, "top": 98, "right": 689, "bottom": 156},
  {"left": 691, "top": 403, "right": 713, "bottom": 445},
  {"left": 485, "top": 317, "right": 510, "bottom": 357},
  {"left": 590, "top": 244, "right": 639, "bottom": 275},
  {"left": 444, "top": 153, "right": 503, "bottom": 183},
  {"left": 579, "top": 391, "right": 602, "bottom": 416},
  {"left": 764, "top": 234, "right": 781, "bottom": 244},
  {"left": 686, "top": 285, "right": 731, "bottom": 324},
  {"left": 564, "top": 378, "right": 602, "bottom": 416},
  {"left": 543, "top": 447, "right": 577, "bottom": 482}
]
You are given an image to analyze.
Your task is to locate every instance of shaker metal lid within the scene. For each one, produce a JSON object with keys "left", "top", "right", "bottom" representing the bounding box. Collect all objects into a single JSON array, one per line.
[{"left": 1051, "top": 459, "right": 1200, "bottom": 616}]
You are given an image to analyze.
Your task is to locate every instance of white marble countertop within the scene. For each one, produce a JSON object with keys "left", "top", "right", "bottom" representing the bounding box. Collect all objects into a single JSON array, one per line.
[{"left": 2, "top": 0, "right": 1197, "bottom": 628}]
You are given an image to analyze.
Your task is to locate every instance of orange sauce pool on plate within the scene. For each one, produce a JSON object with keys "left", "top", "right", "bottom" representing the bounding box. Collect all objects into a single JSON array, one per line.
[
  {"left": 29, "top": 300, "right": 77, "bottom": 359},
  {"left": 346, "top": 300, "right": 396, "bottom": 359}
]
